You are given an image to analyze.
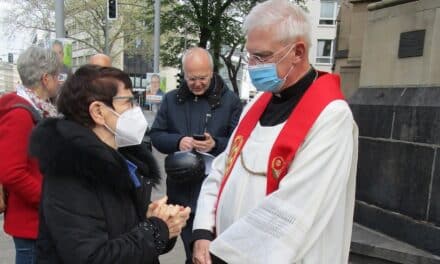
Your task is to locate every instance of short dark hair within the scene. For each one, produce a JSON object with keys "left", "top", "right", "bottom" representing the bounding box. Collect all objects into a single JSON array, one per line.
[{"left": 57, "top": 64, "right": 132, "bottom": 128}]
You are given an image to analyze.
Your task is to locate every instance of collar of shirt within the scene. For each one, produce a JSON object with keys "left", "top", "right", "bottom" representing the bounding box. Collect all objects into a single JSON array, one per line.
[{"left": 272, "top": 66, "right": 317, "bottom": 103}]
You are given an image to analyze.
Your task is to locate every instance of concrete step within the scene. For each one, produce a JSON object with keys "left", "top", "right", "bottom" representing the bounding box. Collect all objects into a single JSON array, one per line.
[{"left": 350, "top": 224, "right": 440, "bottom": 264}]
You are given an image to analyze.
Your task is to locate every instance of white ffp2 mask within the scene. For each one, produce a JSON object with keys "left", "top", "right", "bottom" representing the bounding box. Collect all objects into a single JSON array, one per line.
[{"left": 105, "top": 106, "right": 148, "bottom": 148}]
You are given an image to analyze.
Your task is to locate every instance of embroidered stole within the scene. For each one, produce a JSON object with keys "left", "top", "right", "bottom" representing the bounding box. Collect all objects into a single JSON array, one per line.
[{"left": 215, "top": 73, "right": 344, "bottom": 216}]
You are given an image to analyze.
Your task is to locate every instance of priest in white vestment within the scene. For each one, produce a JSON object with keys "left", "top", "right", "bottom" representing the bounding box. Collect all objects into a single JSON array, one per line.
[{"left": 192, "top": 1, "right": 359, "bottom": 263}]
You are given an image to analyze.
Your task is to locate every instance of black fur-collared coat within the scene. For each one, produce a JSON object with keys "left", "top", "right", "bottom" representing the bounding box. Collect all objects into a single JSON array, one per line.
[{"left": 30, "top": 118, "right": 175, "bottom": 264}]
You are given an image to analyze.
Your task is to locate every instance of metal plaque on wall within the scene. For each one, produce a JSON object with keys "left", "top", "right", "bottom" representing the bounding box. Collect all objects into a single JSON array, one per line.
[{"left": 398, "top": 30, "right": 425, "bottom": 58}]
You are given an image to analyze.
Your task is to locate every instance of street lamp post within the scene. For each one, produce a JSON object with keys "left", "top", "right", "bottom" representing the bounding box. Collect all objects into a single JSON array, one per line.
[
  {"left": 153, "top": 0, "right": 160, "bottom": 73},
  {"left": 104, "top": 16, "right": 109, "bottom": 55},
  {"left": 55, "top": 0, "right": 65, "bottom": 38}
]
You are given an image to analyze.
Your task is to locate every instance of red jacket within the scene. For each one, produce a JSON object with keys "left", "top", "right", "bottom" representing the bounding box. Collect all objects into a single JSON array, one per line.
[{"left": 0, "top": 93, "right": 42, "bottom": 239}]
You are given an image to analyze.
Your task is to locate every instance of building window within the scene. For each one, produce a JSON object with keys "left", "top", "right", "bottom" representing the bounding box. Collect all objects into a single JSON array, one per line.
[
  {"left": 319, "top": 0, "right": 337, "bottom": 25},
  {"left": 316, "top": 39, "right": 333, "bottom": 64}
]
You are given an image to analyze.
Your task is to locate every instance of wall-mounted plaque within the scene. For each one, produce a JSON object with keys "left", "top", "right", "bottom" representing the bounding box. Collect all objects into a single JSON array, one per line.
[{"left": 398, "top": 30, "right": 425, "bottom": 58}]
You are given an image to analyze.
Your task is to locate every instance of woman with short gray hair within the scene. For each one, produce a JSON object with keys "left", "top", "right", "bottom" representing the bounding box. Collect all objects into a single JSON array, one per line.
[
  {"left": 0, "top": 46, "right": 61, "bottom": 264},
  {"left": 16, "top": 46, "right": 62, "bottom": 117}
]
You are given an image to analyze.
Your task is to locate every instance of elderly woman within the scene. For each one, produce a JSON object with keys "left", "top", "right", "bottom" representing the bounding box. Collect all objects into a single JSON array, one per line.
[
  {"left": 0, "top": 46, "right": 61, "bottom": 264},
  {"left": 29, "top": 65, "right": 190, "bottom": 264}
]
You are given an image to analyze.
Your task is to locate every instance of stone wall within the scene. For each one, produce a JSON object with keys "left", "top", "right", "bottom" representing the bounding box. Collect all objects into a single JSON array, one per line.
[
  {"left": 360, "top": 0, "right": 440, "bottom": 88},
  {"left": 350, "top": 87, "right": 440, "bottom": 255},
  {"left": 347, "top": 0, "right": 440, "bottom": 255},
  {"left": 334, "top": 0, "right": 377, "bottom": 98}
]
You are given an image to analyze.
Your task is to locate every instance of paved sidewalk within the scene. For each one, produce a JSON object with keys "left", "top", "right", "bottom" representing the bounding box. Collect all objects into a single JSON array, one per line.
[{"left": 0, "top": 215, "right": 14, "bottom": 264}]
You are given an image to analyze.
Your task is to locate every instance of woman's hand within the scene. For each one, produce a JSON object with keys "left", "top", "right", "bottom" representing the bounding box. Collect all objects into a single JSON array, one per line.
[
  {"left": 166, "top": 206, "right": 191, "bottom": 238},
  {"left": 146, "top": 197, "right": 191, "bottom": 239},
  {"left": 147, "top": 196, "right": 170, "bottom": 220}
]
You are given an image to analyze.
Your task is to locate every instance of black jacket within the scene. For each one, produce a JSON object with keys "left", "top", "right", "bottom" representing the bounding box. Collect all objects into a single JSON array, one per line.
[
  {"left": 30, "top": 118, "right": 175, "bottom": 264},
  {"left": 149, "top": 74, "right": 242, "bottom": 208},
  {"left": 150, "top": 73, "right": 242, "bottom": 157}
]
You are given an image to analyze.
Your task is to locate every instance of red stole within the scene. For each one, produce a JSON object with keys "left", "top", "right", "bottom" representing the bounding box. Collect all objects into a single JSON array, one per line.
[{"left": 215, "top": 73, "right": 344, "bottom": 213}]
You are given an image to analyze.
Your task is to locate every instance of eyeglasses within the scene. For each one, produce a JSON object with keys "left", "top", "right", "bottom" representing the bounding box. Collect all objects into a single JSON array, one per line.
[
  {"left": 113, "top": 96, "right": 139, "bottom": 107},
  {"left": 241, "top": 43, "right": 295, "bottom": 65},
  {"left": 58, "top": 73, "right": 67, "bottom": 82},
  {"left": 185, "top": 75, "right": 211, "bottom": 83}
]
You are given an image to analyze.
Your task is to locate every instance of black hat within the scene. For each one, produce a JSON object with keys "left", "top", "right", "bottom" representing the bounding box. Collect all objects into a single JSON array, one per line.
[{"left": 165, "top": 151, "right": 206, "bottom": 183}]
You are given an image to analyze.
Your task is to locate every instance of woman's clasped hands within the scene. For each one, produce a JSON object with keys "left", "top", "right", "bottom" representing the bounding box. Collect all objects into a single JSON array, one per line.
[{"left": 147, "top": 196, "right": 191, "bottom": 238}]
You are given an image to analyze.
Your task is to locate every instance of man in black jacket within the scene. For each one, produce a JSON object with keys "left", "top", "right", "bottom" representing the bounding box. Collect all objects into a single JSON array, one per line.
[{"left": 150, "top": 47, "right": 242, "bottom": 263}]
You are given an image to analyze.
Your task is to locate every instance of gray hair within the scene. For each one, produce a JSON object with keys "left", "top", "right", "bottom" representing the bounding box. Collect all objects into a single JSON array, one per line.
[
  {"left": 181, "top": 47, "right": 214, "bottom": 71},
  {"left": 17, "top": 46, "right": 62, "bottom": 88},
  {"left": 243, "top": 0, "right": 311, "bottom": 48},
  {"left": 151, "top": 73, "right": 160, "bottom": 80}
]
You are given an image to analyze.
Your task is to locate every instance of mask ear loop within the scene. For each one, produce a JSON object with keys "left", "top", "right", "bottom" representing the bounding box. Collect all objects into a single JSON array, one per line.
[
  {"left": 276, "top": 44, "right": 297, "bottom": 91},
  {"left": 276, "top": 43, "right": 296, "bottom": 66},
  {"left": 276, "top": 43, "right": 296, "bottom": 79},
  {"left": 283, "top": 63, "right": 295, "bottom": 81},
  {"left": 106, "top": 106, "right": 121, "bottom": 117},
  {"left": 101, "top": 104, "right": 120, "bottom": 135},
  {"left": 104, "top": 123, "right": 117, "bottom": 135}
]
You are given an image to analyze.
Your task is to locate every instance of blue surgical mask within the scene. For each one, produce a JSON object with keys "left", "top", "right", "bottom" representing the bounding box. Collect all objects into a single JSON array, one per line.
[
  {"left": 248, "top": 63, "right": 285, "bottom": 92},
  {"left": 248, "top": 44, "right": 296, "bottom": 93}
]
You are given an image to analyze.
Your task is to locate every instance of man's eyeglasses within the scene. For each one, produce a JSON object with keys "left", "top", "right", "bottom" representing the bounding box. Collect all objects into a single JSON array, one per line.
[
  {"left": 185, "top": 75, "right": 211, "bottom": 83},
  {"left": 112, "top": 96, "right": 139, "bottom": 107},
  {"left": 240, "top": 43, "right": 295, "bottom": 65}
]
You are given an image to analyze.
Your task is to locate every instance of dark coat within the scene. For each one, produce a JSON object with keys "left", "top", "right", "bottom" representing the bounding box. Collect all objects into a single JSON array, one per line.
[
  {"left": 149, "top": 74, "right": 242, "bottom": 209},
  {"left": 30, "top": 118, "right": 175, "bottom": 264}
]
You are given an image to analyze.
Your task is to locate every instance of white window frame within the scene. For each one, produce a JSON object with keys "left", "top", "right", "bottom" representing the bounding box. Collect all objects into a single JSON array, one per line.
[
  {"left": 319, "top": 0, "right": 338, "bottom": 25},
  {"left": 316, "top": 39, "right": 334, "bottom": 64}
]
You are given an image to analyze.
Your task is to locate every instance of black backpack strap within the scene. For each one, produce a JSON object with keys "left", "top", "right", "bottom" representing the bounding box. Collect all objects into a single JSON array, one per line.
[{"left": 11, "top": 103, "right": 42, "bottom": 124}]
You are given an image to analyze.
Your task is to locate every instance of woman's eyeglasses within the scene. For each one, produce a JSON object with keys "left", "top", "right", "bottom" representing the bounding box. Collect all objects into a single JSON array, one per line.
[{"left": 112, "top": 96, "right": 139, "bottom": 107}]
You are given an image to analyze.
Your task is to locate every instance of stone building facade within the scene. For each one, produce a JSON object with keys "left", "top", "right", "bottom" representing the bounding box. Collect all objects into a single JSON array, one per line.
[{"left": 335, "top": 0, "right": 440, "bottom": 255}]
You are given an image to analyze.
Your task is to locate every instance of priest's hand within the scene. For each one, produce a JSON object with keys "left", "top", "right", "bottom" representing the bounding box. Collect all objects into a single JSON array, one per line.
[
  {"left": 193, "top": 239, "right": 212, "bottom": 264},
  {"left": 193, "top": 133, "right": 215, "bottom": 153}
]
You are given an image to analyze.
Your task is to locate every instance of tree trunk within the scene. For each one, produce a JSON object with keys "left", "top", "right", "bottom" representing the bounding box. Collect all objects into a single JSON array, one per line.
[
  {"left": 199, "top": 28, "right": 210, "bottom": 49},
  {"left": 230, "top": 72, "right": 239, "bottom": 95},
  {"left": 221, "top": 54, "right": 240, "bottom": 96}
]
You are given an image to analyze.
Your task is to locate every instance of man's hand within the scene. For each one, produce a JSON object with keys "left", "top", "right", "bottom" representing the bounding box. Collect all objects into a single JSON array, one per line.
[
  {"left": 179, "top": 136, "right": 194, "bottom": 151},
  {"left": 193, "top": 133, "right": 215, "bottom": 153},
  {"left": 193, "top": 239, "right": 212, "bottom": 264}
]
